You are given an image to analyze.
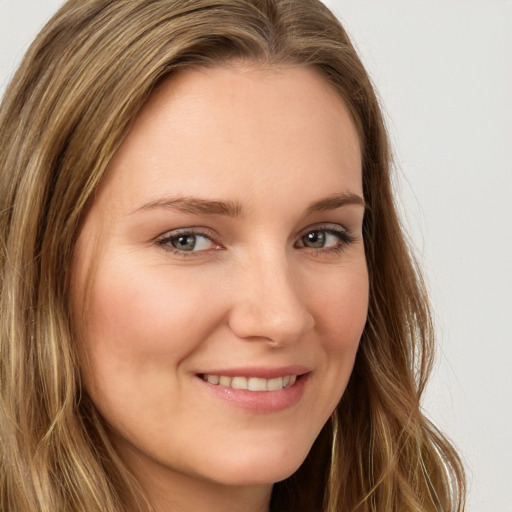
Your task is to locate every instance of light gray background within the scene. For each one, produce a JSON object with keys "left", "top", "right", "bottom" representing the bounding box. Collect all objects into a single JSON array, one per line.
[{"left": 1, "top": 1, "right": 511, "bottom": 510}]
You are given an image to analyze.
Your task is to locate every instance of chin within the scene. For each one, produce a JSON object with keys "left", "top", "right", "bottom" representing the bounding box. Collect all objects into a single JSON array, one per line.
[{"left": 199, "top": 442, "right": 312, "bottom": 487}]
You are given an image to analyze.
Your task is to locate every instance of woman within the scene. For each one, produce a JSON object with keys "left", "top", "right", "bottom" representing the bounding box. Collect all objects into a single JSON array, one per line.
[{"left": 0, "top": 1, "right": 465, "bottom": 511}]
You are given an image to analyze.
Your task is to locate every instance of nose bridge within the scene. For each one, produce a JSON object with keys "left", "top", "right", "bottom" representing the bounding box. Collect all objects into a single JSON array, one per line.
[{"left": 228, "top": 246, "right": 314, "bottom": 344}]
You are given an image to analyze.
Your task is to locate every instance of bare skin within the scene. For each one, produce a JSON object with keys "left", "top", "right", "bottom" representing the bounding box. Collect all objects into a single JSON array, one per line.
[{"left": 72, "top": 63, "right": 368, "bottom": 512}]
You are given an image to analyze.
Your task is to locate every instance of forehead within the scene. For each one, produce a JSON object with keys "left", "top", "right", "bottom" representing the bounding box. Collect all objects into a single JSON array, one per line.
[{"left": 95, "top": 63, "right": 362, "bottom": 214}]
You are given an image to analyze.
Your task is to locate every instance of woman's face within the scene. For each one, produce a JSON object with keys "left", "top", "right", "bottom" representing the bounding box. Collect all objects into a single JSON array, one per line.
[{"left": 72, "top": 64, "right": 368, "bottom": 498}]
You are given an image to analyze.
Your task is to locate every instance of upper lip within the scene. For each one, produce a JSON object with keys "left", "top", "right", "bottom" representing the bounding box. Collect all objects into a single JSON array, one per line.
[{"left": 196, "top": 365, "right": 311, "bottom": 379}]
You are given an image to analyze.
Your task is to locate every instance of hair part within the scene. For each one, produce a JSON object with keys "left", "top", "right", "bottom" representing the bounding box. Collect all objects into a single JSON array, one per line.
[{"left": 0, "top": 1, "right": 465, "bottom": 510}]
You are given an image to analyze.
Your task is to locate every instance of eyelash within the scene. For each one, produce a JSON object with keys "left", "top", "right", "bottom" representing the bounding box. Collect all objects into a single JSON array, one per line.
[
  {"left": 156, "top": 224, "right": 356, "bottom": 258},
  {"left": 296, "top": 225, "right": 356, "bottom": 256},
  {"left": 156, "top": 228, "right": 219, "bottom": 258}
]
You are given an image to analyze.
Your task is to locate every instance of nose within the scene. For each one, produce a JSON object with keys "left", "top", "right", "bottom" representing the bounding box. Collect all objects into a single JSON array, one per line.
[{"left": 227, "top": 251, "right": 315, "bottom": 346}]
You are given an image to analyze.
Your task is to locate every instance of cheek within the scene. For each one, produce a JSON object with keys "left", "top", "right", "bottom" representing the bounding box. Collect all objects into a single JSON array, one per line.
[
  {"left": 75, "top": 253, "right": 225, "bottom": 401},
  {"left": 85, "top": 258, "right": 209, "bottom": 350},
  {"left": 306, "top": 260, "right": 368, "bottom": 411},
  {"left": 312, "top": 261, "right": 369, "bottom": 349}
]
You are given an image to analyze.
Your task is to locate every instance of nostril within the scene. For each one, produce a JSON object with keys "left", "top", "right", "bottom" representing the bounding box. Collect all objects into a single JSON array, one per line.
[{"left": 226, "top": 267, "right": 314, "bottom": 343}]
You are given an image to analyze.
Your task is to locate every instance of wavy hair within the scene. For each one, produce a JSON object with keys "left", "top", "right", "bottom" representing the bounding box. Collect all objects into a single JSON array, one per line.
[{"left": 0, "top": 0, "right": 465, "bottom": 510}]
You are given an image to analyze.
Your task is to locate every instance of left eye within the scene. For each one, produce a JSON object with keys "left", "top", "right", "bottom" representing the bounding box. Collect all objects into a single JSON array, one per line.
[
  {"left": 296, "top": 228, "right": 352, "bottom": 250},
  {"left": 164, "top": 233, "right": 215, "bottom": 252}
]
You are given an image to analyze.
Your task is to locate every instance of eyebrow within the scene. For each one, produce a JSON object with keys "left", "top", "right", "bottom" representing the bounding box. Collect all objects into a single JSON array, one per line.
[
  {"left": 305, "top": 192, "right": 366, "bottom": 215},
  {"left": 132, "top": 196, "right": 243, "bottom": 217},
  {"left": 132, "top": 192, "right": 365, "bottom": 217}
]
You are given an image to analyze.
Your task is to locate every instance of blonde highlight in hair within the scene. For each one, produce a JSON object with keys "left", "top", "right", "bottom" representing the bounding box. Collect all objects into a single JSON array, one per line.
[{"left": 0, "top": 1, "right": 465, "bottom": 510}]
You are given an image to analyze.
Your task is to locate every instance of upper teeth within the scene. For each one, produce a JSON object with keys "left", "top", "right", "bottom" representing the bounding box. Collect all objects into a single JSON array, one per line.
[{"left": 202, "top": 375, "right": 297, "bottom": 391}]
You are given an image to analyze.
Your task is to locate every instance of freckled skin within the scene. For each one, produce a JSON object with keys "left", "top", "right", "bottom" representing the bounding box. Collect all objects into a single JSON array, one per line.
[{"left": 72, "top": 64, "right": 369, "bottom": 512}]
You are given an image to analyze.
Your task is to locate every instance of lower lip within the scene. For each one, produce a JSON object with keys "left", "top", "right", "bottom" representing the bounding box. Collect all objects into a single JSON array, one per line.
[{"left": 196, "top": 374, "right": 309, "bottom": 413}]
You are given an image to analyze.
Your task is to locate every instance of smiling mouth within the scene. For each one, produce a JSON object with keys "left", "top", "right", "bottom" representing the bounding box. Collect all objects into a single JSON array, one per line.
[{"left": 200, "top": 374, "right": 298, "bottom": 391}]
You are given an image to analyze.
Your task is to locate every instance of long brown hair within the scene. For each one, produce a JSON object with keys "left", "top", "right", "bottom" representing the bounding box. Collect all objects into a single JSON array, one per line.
[{"left": 0, "top": 1, "right": 465, "bottom": 510}]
